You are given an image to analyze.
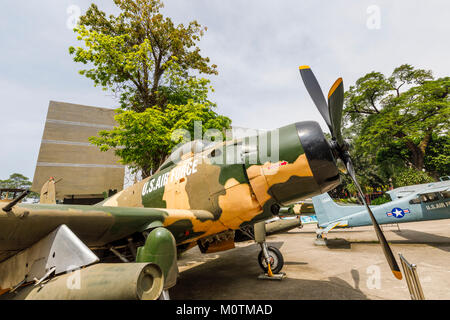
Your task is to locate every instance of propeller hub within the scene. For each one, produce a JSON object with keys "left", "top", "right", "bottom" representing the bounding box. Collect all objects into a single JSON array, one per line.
[{"left": 295, "top": 121, "right": 340, "bottom": 194}]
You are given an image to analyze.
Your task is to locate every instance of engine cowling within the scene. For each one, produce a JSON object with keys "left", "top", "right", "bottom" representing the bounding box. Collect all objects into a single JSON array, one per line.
[{"left": 246, "top": 121, "right": 340, "bottom": 207}]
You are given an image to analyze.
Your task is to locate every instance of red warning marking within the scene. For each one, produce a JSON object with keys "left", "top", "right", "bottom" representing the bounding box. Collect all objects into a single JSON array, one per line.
[{"left": 268, "top": 161, "right": 288, "bottom": 170}]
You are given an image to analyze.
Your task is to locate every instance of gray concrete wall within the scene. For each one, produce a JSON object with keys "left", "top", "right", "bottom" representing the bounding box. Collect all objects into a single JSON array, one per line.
[{"left": 31, "top": 101, "right": 124, "bottom": 199}]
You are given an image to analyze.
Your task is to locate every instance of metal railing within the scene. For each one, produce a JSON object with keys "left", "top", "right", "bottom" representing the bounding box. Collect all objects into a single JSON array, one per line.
[{"left": 399, "top": 253, "right": 425, "bottom": 300}]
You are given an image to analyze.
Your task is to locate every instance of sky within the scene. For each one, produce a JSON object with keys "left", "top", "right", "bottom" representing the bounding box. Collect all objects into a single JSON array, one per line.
[{"left": 1, "top": 0, "right": 449, "bottom": 180}]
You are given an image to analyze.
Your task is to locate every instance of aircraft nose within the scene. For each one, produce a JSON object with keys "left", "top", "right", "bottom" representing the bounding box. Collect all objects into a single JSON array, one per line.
[
  {"left": 295, "top": 121, "right": 340, "bottom": 193},
  {"left": 257, "top": 121, "right": 340, "bottom": 206}
]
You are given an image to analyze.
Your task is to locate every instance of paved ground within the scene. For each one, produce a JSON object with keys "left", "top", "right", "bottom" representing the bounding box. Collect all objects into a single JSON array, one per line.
[{"left": 170, "top": 219, "right": 450, "bottom": 300}]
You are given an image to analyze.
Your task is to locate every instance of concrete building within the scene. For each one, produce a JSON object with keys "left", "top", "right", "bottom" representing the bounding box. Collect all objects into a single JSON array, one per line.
[{"left": 31, "top": 101, "right": 125, "bottom": 204}]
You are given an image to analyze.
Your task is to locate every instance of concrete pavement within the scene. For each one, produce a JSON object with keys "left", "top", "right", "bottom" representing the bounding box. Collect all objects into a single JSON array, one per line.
[{"left": 171, "top": 219, "right": 450, "bottom": 300}]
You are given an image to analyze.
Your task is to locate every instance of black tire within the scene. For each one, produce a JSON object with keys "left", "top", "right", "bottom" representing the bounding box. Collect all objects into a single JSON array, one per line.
[{"left": 258, "top": 246, "right": 284, "bottom": 274}]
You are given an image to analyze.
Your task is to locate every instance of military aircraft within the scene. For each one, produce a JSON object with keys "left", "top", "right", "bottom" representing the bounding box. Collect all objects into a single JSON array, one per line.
[
  {"left": 0, "top": 66, "right": 403, "bottom": 300},
  {"left": 313, "top": 180, "right": 450, "bottom": 239}
]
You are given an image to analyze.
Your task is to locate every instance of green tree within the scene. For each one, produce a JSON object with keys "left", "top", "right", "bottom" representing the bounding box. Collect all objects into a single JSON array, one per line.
[
  {"left": 70, "top": 0, "right": 231, "bottom": 177},
  {"left": 344, "top": 64, "right": 450, "bottom": 184},
  {"left": 69, "top": 0, "right": 217, "bottom": 112},
  {"left": 0, "top": 173, "right": 32, "bottom": 189},
  {"left": 90, "top": 100, "right": 231, "bottom": 177},
  {"left": 390, "top": 167, "right": 435, "bottom": 187},
  {"left": 0, "top": 173, "right": 39, "bottom": 200},
  {"left": 424, "top": 134, "right": 450, "bottom": 177}
]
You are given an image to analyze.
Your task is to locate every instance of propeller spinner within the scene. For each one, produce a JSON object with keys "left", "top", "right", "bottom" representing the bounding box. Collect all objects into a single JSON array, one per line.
[{"left": 299, "top": 65, "right": 402, "bottom": 280}]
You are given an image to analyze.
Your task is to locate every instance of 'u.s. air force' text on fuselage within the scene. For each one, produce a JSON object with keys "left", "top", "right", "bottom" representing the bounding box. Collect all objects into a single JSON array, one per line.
[{"left": 142, "top": 159, "right": 199, "bottom": 195}]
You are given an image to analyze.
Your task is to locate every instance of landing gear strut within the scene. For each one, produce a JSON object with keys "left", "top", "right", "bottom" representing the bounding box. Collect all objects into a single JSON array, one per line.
[{"left": 250, "top": 221, "right": 286, "bottom": 279}]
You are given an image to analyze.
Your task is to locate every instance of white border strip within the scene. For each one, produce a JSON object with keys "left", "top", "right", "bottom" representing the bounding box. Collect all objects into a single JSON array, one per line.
[
  {"left": 41, "top": 139, "right": 124, "bottom": 149},
  {"left": 46, "top": 119, "right": 115, "bottom": 129},
  {"left": 42, "top": 140, "right": 95, "bottom": 147},
  {"left": 36, "top": 162, "right": 125, "bottom": 169}
]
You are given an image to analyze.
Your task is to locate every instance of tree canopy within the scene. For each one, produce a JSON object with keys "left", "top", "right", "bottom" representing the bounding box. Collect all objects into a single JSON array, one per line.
[
  {"left": 0, "top": 173, "right": 32, "bottom": 190},
  {"left": 0, "top": 173, "right": 39, "bottom": 200},
  {"left": 69, "top": 0, "right": 217, "bottom": 112},
  {"left": 90, "top": 101, "right": 231, "bottom": 177},
  {"left": 69, "top": 0, "right": 231, "bottom": 177},
  {"left": 343, "top": 64, "right": 449, "bottom": 190}
]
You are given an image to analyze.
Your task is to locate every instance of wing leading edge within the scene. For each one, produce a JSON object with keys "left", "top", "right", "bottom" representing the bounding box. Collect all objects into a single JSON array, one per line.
[{"left": 0, "top": 202, "right": 216, "bottom": 260}]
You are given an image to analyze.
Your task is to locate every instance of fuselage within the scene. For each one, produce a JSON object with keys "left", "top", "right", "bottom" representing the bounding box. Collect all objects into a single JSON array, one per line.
[
  {"left": 314, "top": 183, "right": 450, "bottom": 229},
  {"left": 1, "top": 121, "right": 340, "bottom": 255},
  {"left": 100, "top": 121, "right": 340, "bottom": 244}
]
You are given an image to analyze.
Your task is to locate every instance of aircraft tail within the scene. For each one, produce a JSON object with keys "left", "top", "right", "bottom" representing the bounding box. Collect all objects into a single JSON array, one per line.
[
  {"left": 311, "top": 193, "right": 362, "bottom": 227},
  {"left": 39, "top": 178, "right": 57, "bottom": 204}
]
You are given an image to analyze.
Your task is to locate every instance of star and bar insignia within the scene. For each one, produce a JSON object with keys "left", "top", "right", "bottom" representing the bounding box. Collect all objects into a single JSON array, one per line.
[{"left": 386, "top": 207, "right": 410, "bottom": 219}]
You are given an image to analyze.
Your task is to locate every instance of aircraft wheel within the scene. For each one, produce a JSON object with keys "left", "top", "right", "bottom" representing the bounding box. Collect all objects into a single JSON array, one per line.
[{"left": 258, "top": 246, "right": 284, "bottom": 274}]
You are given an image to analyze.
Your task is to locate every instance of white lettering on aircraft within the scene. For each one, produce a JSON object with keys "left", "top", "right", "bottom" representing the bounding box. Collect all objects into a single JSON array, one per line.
[
  {"left": 426, "top": 201, "right": 448, "bottom": 211},
  {"left": 142, "top": 159, "right": 199, "bottom": 196}
]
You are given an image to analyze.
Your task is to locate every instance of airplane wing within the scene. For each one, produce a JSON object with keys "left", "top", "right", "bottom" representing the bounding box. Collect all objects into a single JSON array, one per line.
[
  {"left": 416, "top": 184, "right": 450, "bottom": 195},
  {"left": 1, "top": 201, "right": 215, "bottom": 299},
  {"left": 0, "top": 202, "right": 215, "bottom": 261}
]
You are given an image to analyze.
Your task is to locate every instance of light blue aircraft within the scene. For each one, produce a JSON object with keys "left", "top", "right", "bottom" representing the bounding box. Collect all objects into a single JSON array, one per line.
[{"left": 312, "top": 180, "right": 450, "bottom": 239}]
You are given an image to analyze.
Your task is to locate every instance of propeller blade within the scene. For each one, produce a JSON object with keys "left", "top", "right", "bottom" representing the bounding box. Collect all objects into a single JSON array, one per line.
[
  {"left": 327, "top": 78, "right": 345, "bottom": 147},
  {"left": 298, "top": 65, "right": 401, "bottom": 279},
  {"left": 345, "top": 156, "right": 402, "bottom": 280},
  {"left": 299, "top": 66, "right": 332, "bottom": 130}
]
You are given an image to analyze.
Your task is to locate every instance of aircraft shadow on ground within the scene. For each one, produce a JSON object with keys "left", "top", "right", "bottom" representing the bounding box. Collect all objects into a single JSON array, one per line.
[
  {"left": 393, "top": 229, "right": 450, "bottom": 253},
  {"left": 289, "top": 228, "right": 376, "bottom": 235},
  {"left": 171, "top": 241, "right": 368, "bottom": 300},
  {"left": 322, "top": 229, "right": 450, "bottom": 252},
  {"left": 324, "top": 239, "right": 352, "bottom": 249}
]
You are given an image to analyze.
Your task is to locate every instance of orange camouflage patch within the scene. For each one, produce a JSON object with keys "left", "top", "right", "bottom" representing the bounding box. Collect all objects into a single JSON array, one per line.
[{"left": 247, "top": 154, "right": 313, "bottom": 207}]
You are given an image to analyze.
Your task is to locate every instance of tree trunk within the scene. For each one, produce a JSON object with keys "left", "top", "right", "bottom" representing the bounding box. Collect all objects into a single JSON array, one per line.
[
  {"left": 395, "top": 131, "right": 426, "bottom": 171},
  {"left": 404, "top": 140, "right": 424, "bottom": 170}
]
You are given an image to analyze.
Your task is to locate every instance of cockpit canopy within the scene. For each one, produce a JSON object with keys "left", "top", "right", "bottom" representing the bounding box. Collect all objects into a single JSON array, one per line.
[{"left": 158, "top": 140, "right": 216, "bottom": 171}]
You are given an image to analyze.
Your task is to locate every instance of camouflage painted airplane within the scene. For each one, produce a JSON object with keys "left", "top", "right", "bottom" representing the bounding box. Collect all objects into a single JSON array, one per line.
[
  {"left": 312, "top": 179, "right": 450, "bottom": 239},
  {"left": 0, "top": 66, "right": 403, "bottom": 300}
]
